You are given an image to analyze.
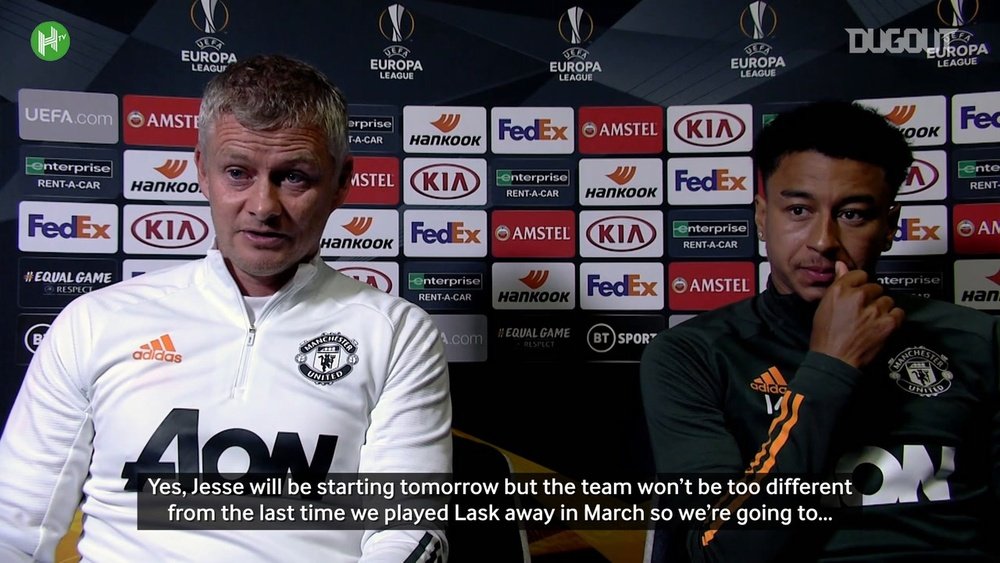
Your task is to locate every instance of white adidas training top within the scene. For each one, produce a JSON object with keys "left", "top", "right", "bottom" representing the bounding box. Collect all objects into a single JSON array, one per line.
[{"left": 0, "top": 250, "right": 451, "bottom": 562}]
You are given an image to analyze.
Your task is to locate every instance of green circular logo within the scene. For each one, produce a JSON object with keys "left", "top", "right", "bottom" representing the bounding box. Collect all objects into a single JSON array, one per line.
[{"left": 31, "top": 21, "right": 70, "bottom": 61}]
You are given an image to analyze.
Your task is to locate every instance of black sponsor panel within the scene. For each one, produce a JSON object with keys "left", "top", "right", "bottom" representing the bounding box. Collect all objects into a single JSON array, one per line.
[
  {"left": 491, "top": 159, "right": 575, "bottom": 207},
  {"left": 348, "top": 104, "right": 400, "bottom": 153},
  {"left": 491, "top": 314, "right": 577, "bottom": 361},
  {"left": 667, "top": 208, "right": 754, "bottom": 258},
  {"left": 876, "top": 259, "right": 949, "bottom": 300},
  {"left": 402, "top": 261, "right": 487, "bottom": 311},
  {"left": 18, "top": 145, "right": 120, "bottom": 199},
  {"left": 19, "top": 257, "right": 119, "bottom": 308},
  {"left": 17, "top": 314, "right": 56, "bottom": 365},
  {"left": 951, "top": 148, "right": 1000, "bottom": 200},
  {"left": 582, "top": 314, "right": 665, "bottom": 363}
]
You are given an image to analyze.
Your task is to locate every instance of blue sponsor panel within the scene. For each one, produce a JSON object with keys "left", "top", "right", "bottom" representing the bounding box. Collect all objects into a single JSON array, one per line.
[
  {"left": 402, "top": 261, "right": 488, "bottom": 311},
  {"left": 491, "top": 159, "right": 575, "bottom": 207},
  {"left": 19, "top": 257, "right": 118, "bottom": 308},
  {"left": 951, "top": 147, "right": 1000, "bottom": 200},
  {"left": 581, "top": 314, "right": 665, "bottom": 363},
  {"left": 347, "top": 104, "right": 401, "bottom": 153},
  {"left": 667, "top": 208, "right": 755, "bottom": 258},
  {"left": 490, "top": 314, "right": 577, "bottom": 362},
  {"left": 876, "top": 259, "right": 949, "bottom": 300},
  {"left": 19, "top": 145, "right": 120, "bottom": 200}
]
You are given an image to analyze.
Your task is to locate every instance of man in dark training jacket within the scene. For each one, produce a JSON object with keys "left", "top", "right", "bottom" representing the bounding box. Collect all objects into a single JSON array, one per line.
[{"left": 641, "top": 101, "right": 999, "bottom": 562}]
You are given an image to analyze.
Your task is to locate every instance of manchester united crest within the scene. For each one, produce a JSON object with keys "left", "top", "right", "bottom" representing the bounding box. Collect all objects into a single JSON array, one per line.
[
  {"left": 888, "top": 346, "right": 952, "bottom": 397},
  {"left": 295, "top": 332, "right": 359, "bottom": 385}
]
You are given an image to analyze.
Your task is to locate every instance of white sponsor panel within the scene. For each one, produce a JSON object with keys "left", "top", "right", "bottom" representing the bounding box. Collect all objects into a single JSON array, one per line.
[
  {"left": 123, "top": 205, "right": 214, "bottom": 255},
  {"left": 430, "top": 314, "right": 488, "bottom": 362},
  {"left": 491, "top": 107, "right": 574, "bottom": 154},
  {"left": 855, "top": 95, "right": 947, "bottom": 146},
  {"left": 578, "top": 158, "right": 663, "bottom": 206},
  {"left": 322, "top": 209, "right": 399, "bottom": 258},
  {"left": 491, "top": 262, "right": 575, "bottom": 310},
  {"left": 404, "top": 209, "right": 488, "bottom": 258},
  {"left": 19, "top": 201, "right": 118, "bottom": 254},
  {"left": 579, "top": 210, "right": 663, "bottom": 258},
  {"left": 952, "top": 92, "right": 1000, "bottom": 145},
  {"left": 328, "top": 260, "right": 400, "bottom": 296},
  {"left": 403, "top": 106, "right": 487, "bottom": 154},
  {"left": 403, "top": 158, "right": 488, "bottom": 205},
  {"left": 666, "top": 104, "right": 753, "bottom": 153},
  {"left": 896, "top": 150, "right": 947, "bottom": 201},
  {"left": 954, "top": 259, "right": 1000, "bottom": 310},
  {"left": 758, "top": 262, "right": 771, "bottom": 293},
  {"left": 580, "top": 262, "right": 664, "bottom": 311},
  {"left": 123, "top": 150, "right": 202, "bottom": 201},
  {"left": 667, "top": 157, "right": 754, "bottom": 205},
  {"left": 122, "top": 259, "right": 192, "bottom": 278},
  {"left": 668, "top": 315, "right": 695, "bottom": 328},
  {"left": 884, "top": 205, "right": 948, "bottom": 256}
]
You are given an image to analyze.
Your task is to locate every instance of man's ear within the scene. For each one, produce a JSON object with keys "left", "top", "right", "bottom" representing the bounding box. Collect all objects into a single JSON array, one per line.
[
  {"left": 330, "top": 155, "right": 354, "bottom": 210},
  {"left": 753, "top": 192, "right": 767, "bottom": 242},
  {"left": 194, "top": 147, "right": 210, "bottom": 203},
  {"left": 883, "top": 203, "right": 901, "bottom": 251}
]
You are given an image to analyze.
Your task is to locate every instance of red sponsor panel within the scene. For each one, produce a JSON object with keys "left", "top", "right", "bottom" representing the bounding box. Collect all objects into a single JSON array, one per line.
[
  {"left": 953, "top": 203, "right": 1000, "bottom": 254},
  {"left": 123, "top": 95, "right": 201, "bottom": 147},
  {"left": 346, "top": 156, "right": 400, "bottom": 205},
  {"left": 491, "top": 210, "right": 576, "bottom": 258},
  {"left": 668, "top": 262, "right": 755, "bottom": 311},
  {"left": 578, "top": 106, "right": 663, "bottom": 154}
]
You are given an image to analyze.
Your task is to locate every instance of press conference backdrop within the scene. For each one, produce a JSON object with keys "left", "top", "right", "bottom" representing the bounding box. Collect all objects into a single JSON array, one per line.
[{"left": 1, "top": 0, "right": 999, "bottom": 560}]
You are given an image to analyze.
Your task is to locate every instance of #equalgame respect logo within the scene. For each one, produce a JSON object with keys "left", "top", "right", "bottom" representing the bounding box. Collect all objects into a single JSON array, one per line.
[
  {"left": 492, "top": 263, "right": 575, "bottom": 310},
  {"left": 124, "top": 150, "right": 202, "bottom": 201},
  {"left": 954, "top": 259, "right": 1000, "bottom": 310},
  {"left": 885, "top": 205, "right": 948, "bottom": 256},
  {"left": 123, "top": 95, "right": 201, "bottom": 147},
  {"left": 404, "top": 210, "right": 487, "bottom": 258},
  {"left": 31, "top": 20, "right": 70, "bottom": 61},
  {"left": 550, "top": 6, "right": 602, "bottom": 82},
  {"left": 181, "top": 0, "right": 237, "bottom": 73},
  {"left": 896, "top": 151, "right": 947, "bottom": 201},
  {"left": 403, "top": 106, "right": 486, "bottom": 153},
  {"left": 580, "top": 262, "right": 663, "bottom": 311},
  {"left": 668, "top": 262, "right": 756, "bottom": 311},
  {"left": 123, "top": 205, "right": 213, "bottom": 255},
  {"left": 579, "top": 210, "right": 663, "bottom": 258},
  {"left": 667, "top": 157, "right": 754, "bottom": 205},
  {"left": 402, "top": 158, "right": 487, "bottom": 206},
  {"left": 19, "top": 257, "right": 117, "bottom": 307},
  {"left": 19, "top": 201, "right": 118, "bottom": 254},
  {"left": 953, "top": 203, "right": 1000, "bottom": 254},
  {"left": 952, "top": 92, "right": 1000, "bottom": 145},
  {"left": 855, "top": 96, "right": 947, "bottom": 147},
  {"left": 346, "top": 156, "right": 400, "bottom": 205},
  {"left": 491, "top": 107, "right": 575, "bottom": 154},
  {"left": 321, "top": 209, "right": 399, "bottom": 257},
  {"left": 371, "top": 3, "right": 423, "bottom": 80},
  {"left": 491, "top": 210, "right": 576, "bottom": 258},
  {"left": 577, "top": 107, "right": 663, "bottom": 154},
  {"left": 579, "top": 159, "right": 663, "bottom": 206},
  {"left": 19, "top": 89, "right": 119, "bottom": 144},
  {"left": 666, "top": 104, "right": 753, "bottom": 153},
  {"left": 732, "top": 1, "right": 786, "bottom": 78}
]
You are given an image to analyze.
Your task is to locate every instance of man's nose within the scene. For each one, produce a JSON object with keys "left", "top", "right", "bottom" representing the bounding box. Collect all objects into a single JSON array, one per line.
[
  {"left": 248, "top": 180, "right": 281, "bottom": 219},
  {"left": 806, "top": 215, "right": 841, "bottom": 255}
]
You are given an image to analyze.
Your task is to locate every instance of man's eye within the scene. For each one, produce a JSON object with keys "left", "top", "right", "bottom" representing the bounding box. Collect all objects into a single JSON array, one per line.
[
  {"left": 285, "top": 172, "right": 306, "bottom": 184},
  {"left": 226, "top": 168, "right": 246, "bottom": 180},
  {"left": 789, "top": 206, "right": 806, "bottom": 216},
  {"left": 839, "top": 209, "right": 869, "bottom": 223}
]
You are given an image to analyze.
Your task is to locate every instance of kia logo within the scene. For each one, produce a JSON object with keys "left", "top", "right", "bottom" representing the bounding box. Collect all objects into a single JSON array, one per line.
[
  {"left": 586, "top": 215, "right": 656, "bottom": 252},
  {"left": 899, "top": 158, "right": 939, "bottom": 196},
  {"left": 409, "top": 163, "right": 481, "bottom": 200},
  {"left": 131, "top": 211, "right": 209, "bottom": 249},
  {"left": 674, "top": 110, "right": 746, "bottom": 147},
  {"left": 338, "top": 266, "right": 393, "bottom": 292}
]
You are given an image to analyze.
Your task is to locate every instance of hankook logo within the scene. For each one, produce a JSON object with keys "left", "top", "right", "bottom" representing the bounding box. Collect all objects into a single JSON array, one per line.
[
  {"left": 343, "top": 216, "right": 374, "bottom": 236},
  {"left": 431, "top": 114, "right": 460, "bottom": 133},
  {"left": 131, "top": 211, "right": 209, "bottom": 249}
]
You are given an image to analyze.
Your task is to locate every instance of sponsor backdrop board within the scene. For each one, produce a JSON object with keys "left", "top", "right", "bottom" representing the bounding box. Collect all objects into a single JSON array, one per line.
[{"left": 2, "top": 2, "right": 999, "bottom": 562}]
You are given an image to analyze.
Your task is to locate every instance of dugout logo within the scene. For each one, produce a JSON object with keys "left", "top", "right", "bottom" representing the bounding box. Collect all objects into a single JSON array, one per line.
[
  {"left": 668, "top": 262, "right": 755, "bottom": 311},
  {"left": 124, "top": 150, "right": 201, "bottom": 201},
  {"left": 123, "top": 95, "right": 201, "bottom": 147},
  {"left": 952, "top": 203, "right": 1000, "bottom": 254},
  {"left": 578, "top": 107, "right": 663, "bottom": 154},
  {"left": 953, "top": 92, "right": 1000, "bottom": 144},
  {"left": 182, "top": 0, "right": 237, "bottom": 73},
  {"left": 856, "top": 96, "right": 947, "bottom": 147},
  {"left": 550, "top": 6, "right": 602, "bottom": 82},
  {"left": 954, "top": 260, "right": 1000, "bottom": 309},
  {"left": 295, "top": 332, "right": 359, "bottom": 385},
  {"left": 888, "top": 346, "right": 952, "bottom": 397},
  {"left": 580, "top": 211, "right": 663, "bottom": 258},
  {"left": 579, "top": 159, "right": 663, "bottom": 206},
  {"left": 667, "top": 105, "right": 753, "bottom": 152},
  {"left": 125, "top": 207, "right": 212, "bottom": 254},
  {"left": 322, "top": 209, "right": 398, "bottom": 257},
  {"left": 493, "top": 262, "right": 574, "bottom": 310},
  {"left": 403, "top": 158, "right": 487, "bottom": 205},
  {"left": 734, "top": 2, "right": 786, "bottom": 79},
  {"left": 372, "top": 4, "right": 423, "bottom": 80},
  {"left": 404, "top": 106, "right": 486, "bottom": 154}
]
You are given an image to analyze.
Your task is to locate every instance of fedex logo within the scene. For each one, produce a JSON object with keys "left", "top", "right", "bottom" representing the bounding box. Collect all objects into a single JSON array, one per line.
[
  {"left": 579, "top": 262, "right": 664, "bottom": 310},
  {"left": 668, "top": 157, "right": 754, "bottom": 205},
  {"left": 667, "top": 104, "right": 753, "bottom": 153},
  {"left": 884, "top": 206, "right": 947, "bottom": 256},
  {"left": 491, "top": 107, "right": 574, "bottom": 154},
  {"left": 19, "top": 201, "right": 118, "bottom": 253},
  {"left": 953, "top": 93, "right": 1000, "bottom": 144},
  {"left": 404, "top": 210, "right": 487, "bottom": 258}
]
